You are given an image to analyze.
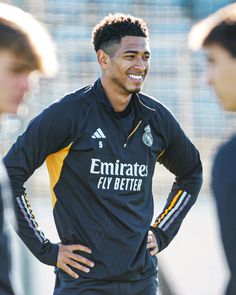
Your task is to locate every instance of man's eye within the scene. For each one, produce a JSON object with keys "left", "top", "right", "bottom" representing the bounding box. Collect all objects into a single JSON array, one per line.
[
  {"left": 143, "top": 55, "right": 150, "bottom": 60},
  {"left": 125, "top": 55, "right": 135, "bottom": 59}
]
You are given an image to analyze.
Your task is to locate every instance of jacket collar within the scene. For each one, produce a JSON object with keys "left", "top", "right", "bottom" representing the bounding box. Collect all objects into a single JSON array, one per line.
[{"left": 92, "top": 78, "right": 156, "bottom": 122}]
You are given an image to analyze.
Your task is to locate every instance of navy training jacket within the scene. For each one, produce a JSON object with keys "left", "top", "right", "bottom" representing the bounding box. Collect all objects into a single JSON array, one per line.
[{"left": 4, "top": 79, "right": 202, "bottom": 281}]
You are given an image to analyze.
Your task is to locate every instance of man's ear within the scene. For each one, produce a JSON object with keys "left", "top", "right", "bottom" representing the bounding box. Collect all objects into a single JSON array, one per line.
[{"left": 97, "top": 49, "right": 110, "bottom": 69}]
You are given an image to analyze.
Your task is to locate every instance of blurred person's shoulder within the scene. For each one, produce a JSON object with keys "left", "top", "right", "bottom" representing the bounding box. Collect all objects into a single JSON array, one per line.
[{"left": 214, "top": 134, "right": 236, "bottom": 170}]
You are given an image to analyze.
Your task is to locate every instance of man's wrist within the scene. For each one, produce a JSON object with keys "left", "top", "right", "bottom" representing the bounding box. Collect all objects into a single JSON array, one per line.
[{"left": 150, "top": 226, "right": 168, "bottom": 253}]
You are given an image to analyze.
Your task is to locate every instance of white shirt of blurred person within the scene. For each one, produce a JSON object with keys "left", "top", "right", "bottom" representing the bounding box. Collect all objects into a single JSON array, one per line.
[
  {"left": 0, "top": 2, "right": 57, "bottom": 295},
  {"left": 189, "top": 4, "right": 236, "bottom": 295}
]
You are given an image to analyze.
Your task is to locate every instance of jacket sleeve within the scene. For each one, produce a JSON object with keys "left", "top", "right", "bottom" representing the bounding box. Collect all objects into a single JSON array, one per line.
[
  {"left": 151, "top": 109, "right": 203, "bottom": 253},
  {"left": 3, "top": 100, "right": 75, "bottom": 266}
]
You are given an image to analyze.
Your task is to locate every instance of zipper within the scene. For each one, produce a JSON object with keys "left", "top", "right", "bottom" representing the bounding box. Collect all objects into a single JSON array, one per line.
[{"left": 124, "top": 120, "right": 142, "bottom": 148}]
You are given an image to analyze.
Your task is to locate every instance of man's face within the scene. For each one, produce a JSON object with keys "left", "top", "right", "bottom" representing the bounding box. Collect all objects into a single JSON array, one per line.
[
  {"left": 0, "top": 51, "right": 32, "bottom": 114},
  {"left": 205, "top": 43, "right": 236, "bottom": 111},
  {"left": 104, "top": 36, "right": 150, "bottom": 95}
]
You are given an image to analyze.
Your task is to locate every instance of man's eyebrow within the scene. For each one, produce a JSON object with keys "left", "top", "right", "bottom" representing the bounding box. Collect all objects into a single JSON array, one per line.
[
  {"left": 10, "top": 61, "right": 33, "bottom": 71},
  {"left": 123, "top": 50, "right": 150, "bottom": 54}
]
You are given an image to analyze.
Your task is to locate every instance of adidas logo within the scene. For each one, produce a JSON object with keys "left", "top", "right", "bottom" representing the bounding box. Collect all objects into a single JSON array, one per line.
[{"left": 91, "top": 128, "right": 106, "bottom": 139}]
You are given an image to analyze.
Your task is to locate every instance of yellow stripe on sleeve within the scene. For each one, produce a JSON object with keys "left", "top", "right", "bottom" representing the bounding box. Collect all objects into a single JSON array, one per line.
[
  {"left": 153, "top": 190, "right": 183, "bottom": 228},
  {"left": 46, "top": 143, "right": 72, "bottom": 208}
]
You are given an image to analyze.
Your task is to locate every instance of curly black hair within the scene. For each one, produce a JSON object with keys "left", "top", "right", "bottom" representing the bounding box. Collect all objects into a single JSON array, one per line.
[{"left": 91, "top": 13, "right": 148, "bottom": 55}]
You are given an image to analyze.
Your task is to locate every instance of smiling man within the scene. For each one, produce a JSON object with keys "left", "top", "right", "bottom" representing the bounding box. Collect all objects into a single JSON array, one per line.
[
  {"left": 96, "top": 32, "right": 150, "bottom": 109},
  {"left": 189, "top": 4, "right": 236, "bottom": 295},
  {"left": 4, "top": 13, "right": 202, "bottom": 295}
]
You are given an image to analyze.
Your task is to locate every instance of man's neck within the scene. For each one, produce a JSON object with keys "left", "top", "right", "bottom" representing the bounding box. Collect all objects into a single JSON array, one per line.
[{"left": 101, "top": 78, "right": 132, "bottom": 112}]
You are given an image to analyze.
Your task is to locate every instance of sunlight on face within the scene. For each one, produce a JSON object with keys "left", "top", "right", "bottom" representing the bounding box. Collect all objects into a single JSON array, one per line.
[
  {"left": 205, "top": 44, "right": 236, "bottom": 111},
  {"left": 105, "top": 36, "right": 150, "bottom": 95},
  {"left": 0, "top": 51, "right": 33, "bottom": 114}
]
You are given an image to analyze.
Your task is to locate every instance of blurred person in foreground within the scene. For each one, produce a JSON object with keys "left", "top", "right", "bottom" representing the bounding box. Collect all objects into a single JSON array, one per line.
[
  {"left": 0, "top": 2, "right": 57, "bottom": 294},
  {"left": 4, "top": 13, "right": 202, "bottom": 295},
  {"left": 189, "top": 4, "right": 236, "bottom": 295}
]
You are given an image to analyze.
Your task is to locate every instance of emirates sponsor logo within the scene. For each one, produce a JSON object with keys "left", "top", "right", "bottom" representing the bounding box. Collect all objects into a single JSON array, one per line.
[{"left": 90, "top": 158, "right": 148, "bottom": 191}]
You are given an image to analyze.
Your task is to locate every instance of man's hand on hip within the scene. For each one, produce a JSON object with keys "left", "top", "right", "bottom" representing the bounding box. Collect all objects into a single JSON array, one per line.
[
  {"left": 57, "top": 244, "right": 94, "bottom": 278},
  {"left": 147, "top": 230, "right": 159, "bottom": 256}
]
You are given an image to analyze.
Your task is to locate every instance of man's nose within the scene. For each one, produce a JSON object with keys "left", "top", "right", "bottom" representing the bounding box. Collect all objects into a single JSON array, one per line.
[
  {"left": 207, "top": 69, "right": 213, "bottom": 86},
  {"left": 19, "top": 74, "right": 31, "bottom": 92},
  {"left": 134, "top": 57, "right": 147, "bottom": 70}
]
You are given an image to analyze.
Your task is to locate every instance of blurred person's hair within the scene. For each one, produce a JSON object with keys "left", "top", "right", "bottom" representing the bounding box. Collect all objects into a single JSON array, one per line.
[
  {"left": 0, "top": 2, "right": 58, "bottom": 76},
  {"left": 189, "top": 3, "right": 236, "bottom": 57},
  {"left": 91, "top": 13, "right": 149, "bottom": 56}
]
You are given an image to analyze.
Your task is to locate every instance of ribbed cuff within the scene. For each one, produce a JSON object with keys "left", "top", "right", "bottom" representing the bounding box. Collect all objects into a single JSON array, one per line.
[
  {"left": 150, "top": 226, "right": 169, "bottom": 253},
  {"left": 38, "top": 241, "right": 59, "bottom": 266}
]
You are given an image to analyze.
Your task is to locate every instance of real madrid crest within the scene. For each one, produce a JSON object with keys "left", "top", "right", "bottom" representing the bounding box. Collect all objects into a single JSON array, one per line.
[{"left": 142, "top": 125, "right": 153, "bottom": 147}]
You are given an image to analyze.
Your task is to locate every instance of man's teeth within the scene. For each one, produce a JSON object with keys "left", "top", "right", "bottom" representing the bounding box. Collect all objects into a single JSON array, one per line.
[{"left": 129, "top": 74, "right": 143, "bottom": 80}]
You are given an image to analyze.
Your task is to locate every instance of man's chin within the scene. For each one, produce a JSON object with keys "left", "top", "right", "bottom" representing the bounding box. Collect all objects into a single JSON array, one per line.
[{"left": 129, "top": 86, "right": 142, "bottom": 94}]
